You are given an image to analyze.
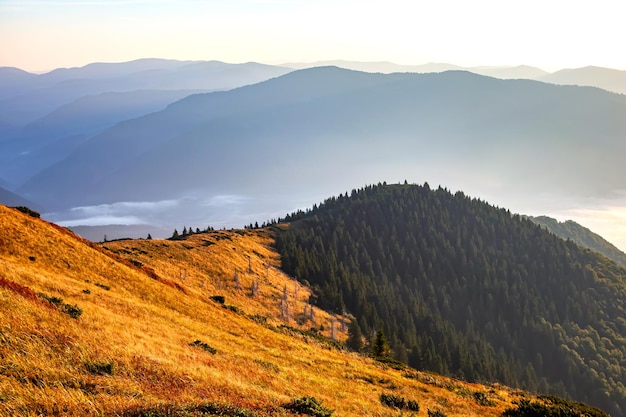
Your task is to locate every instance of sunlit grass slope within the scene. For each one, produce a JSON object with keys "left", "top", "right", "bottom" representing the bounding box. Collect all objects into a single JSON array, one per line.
[{"left": 1, "top": 205, "right": 528, "bottom": 416}]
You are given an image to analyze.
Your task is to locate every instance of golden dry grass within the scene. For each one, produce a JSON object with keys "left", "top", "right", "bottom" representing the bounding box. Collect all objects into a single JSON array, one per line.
[{"left": 0, "top": 205, "right": 531, "bottom": 416}]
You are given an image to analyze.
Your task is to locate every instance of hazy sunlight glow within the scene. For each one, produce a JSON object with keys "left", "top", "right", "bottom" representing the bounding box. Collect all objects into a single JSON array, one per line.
[{"left": 1, "top": 0, "right": 624, "bottom": 72}]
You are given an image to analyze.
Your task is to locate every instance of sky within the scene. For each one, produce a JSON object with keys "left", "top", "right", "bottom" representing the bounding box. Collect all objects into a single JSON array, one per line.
[{"left": 1, "top": 0, "right": 626, "bottom": 73}]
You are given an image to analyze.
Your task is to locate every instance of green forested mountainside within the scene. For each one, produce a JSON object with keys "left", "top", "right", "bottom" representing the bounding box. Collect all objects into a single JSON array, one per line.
[
  {"left": 274, "top": 183, "right": 626, "bottom": 416},
  {"left": 529, "top": 215, "right": 626, "bottom": 268}
]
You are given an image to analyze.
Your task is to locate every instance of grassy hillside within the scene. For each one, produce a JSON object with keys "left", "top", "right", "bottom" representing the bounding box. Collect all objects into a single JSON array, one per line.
[{"left": 0, "top": 204, "right": 541, "bottom": 416}]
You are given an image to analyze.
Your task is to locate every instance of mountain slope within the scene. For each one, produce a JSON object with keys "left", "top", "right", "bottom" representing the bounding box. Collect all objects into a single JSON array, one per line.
[
  {"left": 274, "top": 183, "right": 626, "bottom": 415},
  {"left": 0, "top": 67, "right": 38, "bottom": 99},
  {"left": 0, "top": 203, "right": 546, "bottom": 416},
  {"left": 20, "top": 66, "right": 404, "bottom": 208},
  {"left": 284, "top": 60, "right": 549, "bottom": 79},
  {"left": 0, "top": 186, "right": 41, "bottom": 210},
  {"left": 285, "top": 60, "right": 626, "bottom": 94},
  {"left": 540, "top": 66, "right": 626, "bottom": 95},
  {"left": 0, "top": 59, "right": 292, "bottom": 127},
  {"left": 529, "top": 215, "right": 626, "bottom": 268},
  {"left": 19, "top": 67, "right": 626, "bottom": 228},
  {"left": 0, "top": 60, "right": 292, "bottom": 188},
  {"left": 0, "top": 89, "right": 207, "bottom": 185}
]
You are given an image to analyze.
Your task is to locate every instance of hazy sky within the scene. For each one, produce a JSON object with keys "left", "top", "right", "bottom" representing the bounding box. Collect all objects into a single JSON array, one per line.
[{"left": 1, "top": 0, "right": 625, "bottom": 72}]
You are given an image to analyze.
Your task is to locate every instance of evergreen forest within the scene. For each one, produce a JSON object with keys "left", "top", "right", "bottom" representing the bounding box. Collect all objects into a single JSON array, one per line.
[{"left": 274, "top": 183, "right": 626, "bottom": 415}]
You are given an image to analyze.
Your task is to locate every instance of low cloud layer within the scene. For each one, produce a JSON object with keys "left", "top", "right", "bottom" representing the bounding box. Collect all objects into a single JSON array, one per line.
[{"left": 45, "top": 194, "right": 255, "bottom": 230}]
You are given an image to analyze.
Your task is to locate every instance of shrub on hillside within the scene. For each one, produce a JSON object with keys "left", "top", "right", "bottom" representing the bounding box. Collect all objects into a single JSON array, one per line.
[
  {"left": 85, "top": 361, "right": 115, "bottom": 376},
  {"left": 121, "top": 402, "right": 258, "bottom": 417},
  {"left": 379, "top": 393, "right": 419, "bottom": 411},
  {"left": 189, "top": 340, "right": 217, "bottom": 354},
  {"left": 474, "top": 391, "right": 494, "bottom": 406},
  {"left": 95, "top": 282, "right": 111, "bottom": 291},
  {"left": 12, "top": 206, "right": 40, "bottom": 218},
  {"left": 284, "top": 396, "right": 334, "bottom": 417},
  {"left": 38, "top": 293, "right": 83, "bottom": 319},
  {"left": 407, "top": 400, "right": 420, "bottom": 412},
  {"left": 380, "top": 393, "right": 406, "bottom": 409},
  {"left": 223, "top": 304, "right": 244, "bottom": 314},
  {"left": 63, "top": 304, "right": 83, "bottom": 318},
  {"left": 210, "top": 295, "right": 225, "bottom": 304}
]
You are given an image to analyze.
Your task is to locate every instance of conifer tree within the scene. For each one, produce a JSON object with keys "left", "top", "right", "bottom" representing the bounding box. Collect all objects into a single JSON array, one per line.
[
  {"left": 372, "top": 329, "right": 391, "bottom": 360},
  {"left": 346, "top": 319, "right": 364, "bottom": 352}
]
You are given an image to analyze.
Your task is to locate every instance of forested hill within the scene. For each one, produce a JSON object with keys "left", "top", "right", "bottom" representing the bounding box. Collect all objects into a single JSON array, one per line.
[{"left": 274, "top": 183, "right": 626, "bottom": 415}]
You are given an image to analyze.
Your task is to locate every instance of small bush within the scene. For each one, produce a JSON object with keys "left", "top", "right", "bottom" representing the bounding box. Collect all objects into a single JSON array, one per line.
[
  {"left": 380, "top": 393, "right": 406, "bottom": 409},
  {"left": 473, "top": 391, "right": 493, "bottom": 406},
  {"left": 95, "top": 282, "right": 111, "bottom": 291},
  {"left": 250, "top": 314, "right": 267, "bottom": 324},
  {"left": 224, "top": 304, "right": 243, "bottom": 314},
  {"left": 120, "top": 403, "right": 258, "bottom": 417},
  {"left": 85, "top": 361, "right": 115, "bottom": 376},
  {"left": 12, "top": 206, "right": 40, "bottom": 218},
  {"left": 189, "top": 340, "right": 217, "bottom": 354},
  {"left": 428, "top": 409, "right": 447, "bottom": 417},
  {"left": 284, "top": 396, "right": 333, "bottom": 417},
  {"left": 407, "top": 399, "right": 420, "bottom": 412},
  {"left": 63, "top": 304, "right": 83, "bottom": 318},
  {"left": 210, "top": 295, "right": 225, "bottom": 304},
  {"left": 39, "top": 293, "right": 63, "bottom": 306},
  {"left": 39, "top": 293, "right": 82, "bottom": 319}
]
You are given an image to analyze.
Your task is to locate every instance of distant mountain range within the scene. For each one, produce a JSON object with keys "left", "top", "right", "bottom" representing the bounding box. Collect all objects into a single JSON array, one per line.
[
  {"left": 284, "top": 60, "right": 626, "bottom": 94},
  {"left": 0, "top": 59, "right": 292, "bottom": 188},
  {"left": 529, "top": 216, "right": 626, "bottom": 268},
  {"left": 2, "top": 59, "right": 625, "bottom": 243},
  {"left": 11, "top": 67, "right": 626, "bottom": 236},
  {"left": 283, "top": 60, "right": 550, "bottom": 80},
  {"left": 540, "top": 66, "right": 626, "bottom": 95},
  {"left": 0, "top": 59, "right": 292, "bottom": 125}
]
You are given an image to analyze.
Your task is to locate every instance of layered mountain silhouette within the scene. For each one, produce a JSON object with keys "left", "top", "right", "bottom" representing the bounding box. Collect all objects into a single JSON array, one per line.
[
  {"left": 0, "top": 59, "right": 292, "bottom": 126},
  {"left": 0, "top": 59, "right": 292, "bottom": 188},
  {"left": 529, "top": 215, "right": 626, "bottom": 268},
  {"left": 541, "top": 66, "right": 626, "bottom": 95},
  {"left": 0, "top": 89, "right": 207, "bottom": 185},
  {"left": 285, "top": 60, "right": 551, "bottom": 80},
  {"left": 285, "top": 60, "right": 626, "bottom": 94},
  {"left": 16, "top": 67, "right": 626, "bottom": 234}
]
